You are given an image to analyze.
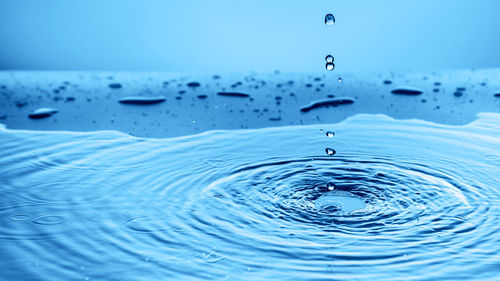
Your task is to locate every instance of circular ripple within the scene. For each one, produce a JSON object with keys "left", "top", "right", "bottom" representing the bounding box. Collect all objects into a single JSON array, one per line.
[
  {"left": 1, "top": 115, "right": 499, "bottom": 280},
  {"left": 31, "top": 215, "right": 68, "bottom": 225},
  {"left": 168, "top": 155, "right": 497, "bottom": 275},
  {"left": 0, "top": 204, "right": 74, "bottom": 241}
]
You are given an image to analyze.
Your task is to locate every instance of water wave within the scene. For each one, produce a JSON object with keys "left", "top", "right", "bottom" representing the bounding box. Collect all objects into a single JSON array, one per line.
[{"left": 0, "top": 114, "right": 499, "bottom": 280}]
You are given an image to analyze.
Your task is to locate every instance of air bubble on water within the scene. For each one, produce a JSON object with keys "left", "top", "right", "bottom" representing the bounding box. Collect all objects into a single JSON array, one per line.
[
  {"left": 325, "top": 14, "right": 335, "bottom": 26},
  {"left": 327, "top": 183, "right": 335, "bottom": 191},
  {"left": 326, "top": 131, "right": 335, "bottom": 138},
  {"left": 326, "top": 63, "right": 335, "bottom": 71},
  {"left": 325, "top": 148, "right": 336, "bottom": 155},
  {"left": 320, "top": 129, "right": 324, "bottom": 133},
  {"left": 338, "top": 77, "right": 342, "bottom": 82},
  {"left": 325, "top": 55, "right": 334, "bottom": 63}
]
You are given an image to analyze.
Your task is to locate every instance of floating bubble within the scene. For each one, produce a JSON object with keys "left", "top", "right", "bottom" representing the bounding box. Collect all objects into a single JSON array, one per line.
[
  {"left": 327, "top": 183, "right": 335, "bottom": 191},
  {"left": 325, "top": 14, "right": 335, "bottom": 26},
  {"left": 325, "top": 55, "right": 334, "bottom": 63},
  {"left": 338, "top": 78, "right": 342, "bottom": 82},
  {"left": 326, "top": 131, "right": 335, "bottom": 138},
  {"left": 326, "top": 63, "right": 335, "bottom": 71}
]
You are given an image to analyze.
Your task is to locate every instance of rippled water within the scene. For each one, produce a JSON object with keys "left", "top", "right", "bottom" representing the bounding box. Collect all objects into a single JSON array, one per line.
[{"left": 1, "top": 113, "right": 499, "bottom": 280}]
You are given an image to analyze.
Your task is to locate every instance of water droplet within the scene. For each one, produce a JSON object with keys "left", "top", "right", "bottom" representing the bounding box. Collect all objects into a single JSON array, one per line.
[
  {"left": 325, "top": 55, "right": 334, "bottom": 63},
  {"left": 108, "top": 83, "right": 122, "bottom": 89},
  {"left": 326, "top": 131, "right": 335, "bottom": 138},
  {"left": 300, "top": 97, "right": 355, "bottom": 112},
  {"left": 119, "top": 97, "right": 166, "bottom": 105},
  {"left": 391, "top": 87, "right": 423, "bottom": 95},
  {"left": 320, "top": 129, "right": 324, "bottom": 133},
  {"left": 327, "top": 183, "right": 335, "bottom": 191},
  {"left": 338, "top": 77, "right": 342, "bottom": 82},
  {"left": 326, "top": 63, "right": 335, "bottom": 71},
  {"left": 325, "top": 148, "right": 336, "bottom": 155},
  {"left": 28, "top": 108, "right": 58, "bottom": 119},
  {"left": 187, "top": 82, "right": 201, "bottom": 88},
  {"left": 325, "top": 14, "right": 335, "bottom": 26}
]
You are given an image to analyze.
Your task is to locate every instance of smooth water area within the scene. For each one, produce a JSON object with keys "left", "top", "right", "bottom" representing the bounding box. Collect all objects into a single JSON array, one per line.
[{"left": 1, "top": 113, "right": 499, "bottom": 280}]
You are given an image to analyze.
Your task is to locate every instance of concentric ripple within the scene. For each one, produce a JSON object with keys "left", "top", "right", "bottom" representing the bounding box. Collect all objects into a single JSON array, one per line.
[{"left": 0, "top": 114, "right": 499, "bottom": 280}]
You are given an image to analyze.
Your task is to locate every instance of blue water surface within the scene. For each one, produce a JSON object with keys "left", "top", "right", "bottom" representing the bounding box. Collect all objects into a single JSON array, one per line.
[{"left": 1, "top": 113, "right": 499, "bottom": 280}]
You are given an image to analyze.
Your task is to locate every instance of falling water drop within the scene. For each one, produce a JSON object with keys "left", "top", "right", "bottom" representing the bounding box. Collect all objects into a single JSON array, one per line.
[
  {"left": 325, "top": 55, "right": 334, "bottom": 63},
  {"left": 326, "top": 131, "right": 335, "bottom": 138},
  {"left": 325, "top": 14, "right": 335, "bottom": 26},
  {"left": 326, "top": 63, "right": 335, "bottom": 71},
  {"left": 325, "top": 148, "right": 336, "bottom": 155},
  {"left": 338, "top": 78, "right": 342, "bottom": 82},
  {"left": 327, "top": 183, "right": 335, "bottom": 191}
]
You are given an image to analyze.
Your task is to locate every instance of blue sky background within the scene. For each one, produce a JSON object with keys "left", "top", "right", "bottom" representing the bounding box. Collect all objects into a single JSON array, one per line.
[{"left": 1, "top": 0, "right": 500, "bottom": 72}]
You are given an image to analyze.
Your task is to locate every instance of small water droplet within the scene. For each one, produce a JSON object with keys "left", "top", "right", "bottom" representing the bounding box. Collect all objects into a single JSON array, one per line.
[
  {"left": 325, "top": 148, "right": 336, "bottom": 155},
  {"left": 325, "top": 55, "right": 334, "bottom": 63},
  {"left": 338, "top": 77, "right": 342, "bottom": 82},
  {"left": 320, "top": 129, "right": 324, "bottom": 133},
  {"left": 325, "top": 14, "right": 335, "bottom": 26},
  {"left": 326, "top": 131, "right": 335, "bottom": 138},
  {"left": 326, "top": 63, "right": 335, "bottom": 71},
  {"left": 327, "top": 183, "right": 335, "bottom": 191}
]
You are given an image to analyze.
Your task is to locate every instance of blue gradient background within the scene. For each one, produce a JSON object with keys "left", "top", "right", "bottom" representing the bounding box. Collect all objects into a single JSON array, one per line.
[{"left": 1, "top": 0, "right": 500, "bottom": 72}]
